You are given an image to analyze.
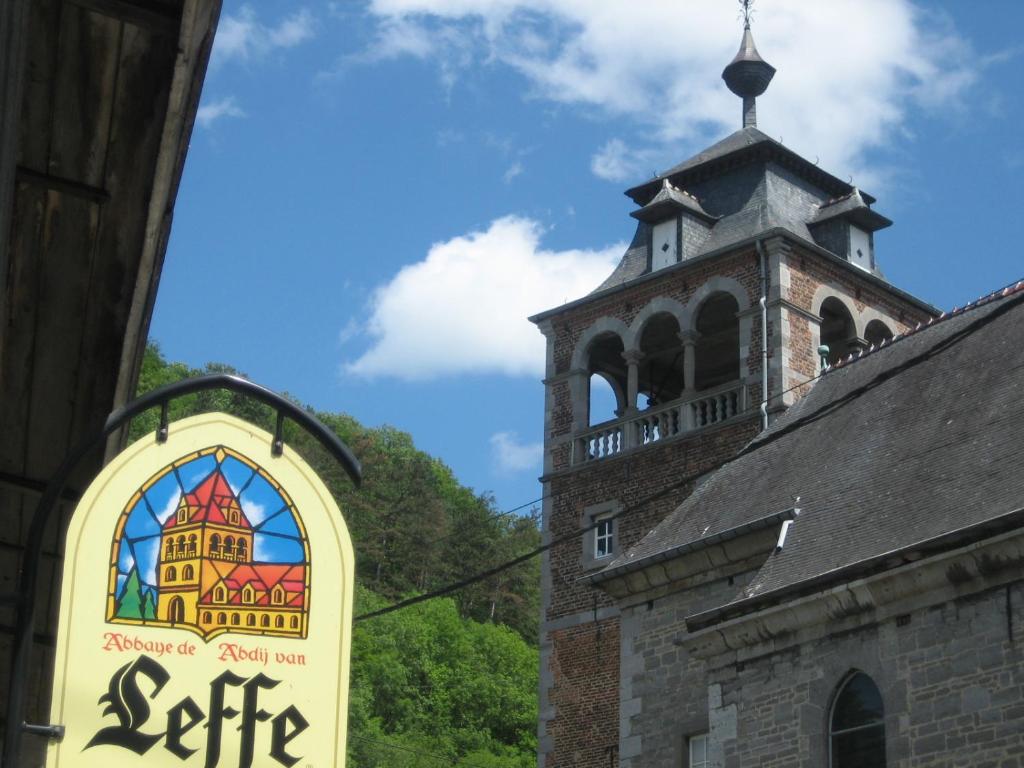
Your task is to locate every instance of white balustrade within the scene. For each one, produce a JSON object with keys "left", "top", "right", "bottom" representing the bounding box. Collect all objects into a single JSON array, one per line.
[{"left": 573, "top": 383, "right": 746, "bottom": 464}]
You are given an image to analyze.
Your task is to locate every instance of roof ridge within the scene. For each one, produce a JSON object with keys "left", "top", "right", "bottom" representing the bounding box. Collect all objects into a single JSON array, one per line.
[{"left": 826, "top": 278, "right": 1024, "bottom": 374}]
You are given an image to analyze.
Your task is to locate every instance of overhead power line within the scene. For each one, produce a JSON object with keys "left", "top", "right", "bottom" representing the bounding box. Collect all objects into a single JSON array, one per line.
[{"left": 351, "top": 734, "right": 495, "bottom": 768}]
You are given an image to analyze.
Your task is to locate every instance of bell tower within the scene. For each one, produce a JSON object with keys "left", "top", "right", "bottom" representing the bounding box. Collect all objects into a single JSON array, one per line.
[{"left": 530, "top": 8, "right": 938, "bottom": 766}]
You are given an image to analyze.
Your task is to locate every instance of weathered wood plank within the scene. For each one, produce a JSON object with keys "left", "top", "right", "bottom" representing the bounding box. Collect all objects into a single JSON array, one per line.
[
  {"left": 0, "top": 184, "right": 47, "bottom": 479},
  {"left": 15, "top": 0, "right": 59, "bottom": 171},
  {"left": 22, "top": 192, "right": 102, "bottom": 481},
  {"left": 47, "top": 5, "right": 121, "bottom": 188},
  {"left": 68, "top": 20, "right": 176, "bottom": 460}
]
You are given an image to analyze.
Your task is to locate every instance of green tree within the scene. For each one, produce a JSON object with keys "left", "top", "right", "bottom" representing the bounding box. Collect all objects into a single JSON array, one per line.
[{"left": 116, "top": 568, "right": 145, "bottom": 619}]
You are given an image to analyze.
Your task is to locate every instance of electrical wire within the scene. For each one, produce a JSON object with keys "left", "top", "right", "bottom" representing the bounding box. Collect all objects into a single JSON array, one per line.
[{"left": 351, "top": 734, "right": 498, "bottom": 767}]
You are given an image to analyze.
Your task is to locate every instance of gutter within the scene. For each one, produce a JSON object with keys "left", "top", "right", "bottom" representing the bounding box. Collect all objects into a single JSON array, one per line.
[
  {"left": 587, "top": 506, "right": 799, "bottom": 586},
  {"left": 528, "top": 227, "right": 940, "bottom": 324},
  {"left": 686, "top": 503, "right": 1024, "bottom": 631},
  {"left": 756, "top": 239, "right": 769, "bottom": 431}
]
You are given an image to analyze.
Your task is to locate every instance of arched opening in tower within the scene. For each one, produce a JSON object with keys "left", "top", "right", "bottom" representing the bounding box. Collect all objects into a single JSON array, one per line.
[
  {"left": 695, "top": 293, "right": 741, "bottom": 390},
  {"left": 586, "top": 332, "right": 626, "bottom": 425},
  {"left": 637, "top": 313, "right": 685, "bottom": 408},
  {"left": 864, "top": 319, "right": 894, "bottom": 348},
  {"left": 820, "top": 297, "right": 857, "bottom": 365}
]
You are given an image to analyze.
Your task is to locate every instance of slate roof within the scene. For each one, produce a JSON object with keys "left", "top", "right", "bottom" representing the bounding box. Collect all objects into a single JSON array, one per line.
[
  {"left": 595, "top": 280, "right": 1024, "bottom": 623},
  {"left": 630, "top": 179, "right": 717, "bottom": 224},
  {"left": 587, "top": 127, "right": 898, "bottom": 295},
  {"left": 811, "top": 188, "right": 892, "bottom": 231},
  {"left": 624, "top": 127, "right": 870, "bottom": 206}
]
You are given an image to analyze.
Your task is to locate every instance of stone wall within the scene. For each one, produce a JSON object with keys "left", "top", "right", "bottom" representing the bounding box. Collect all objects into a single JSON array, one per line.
[{"left": 614, "top": 565, "right": 1024, "bottom": 768}]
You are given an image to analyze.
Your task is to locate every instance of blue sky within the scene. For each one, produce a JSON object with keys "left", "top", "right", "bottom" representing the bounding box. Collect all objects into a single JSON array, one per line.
[{"left": 150, "top": 0, "right": 1024, "bottom": 515}]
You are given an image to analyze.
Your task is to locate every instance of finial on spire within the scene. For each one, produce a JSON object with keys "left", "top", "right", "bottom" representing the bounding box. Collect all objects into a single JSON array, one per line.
[
  {"left": 739, "top": 0, "right": 753, "bottom": 29},
  {"left": 722, "top": 1, "right": 775, "bottom": 129}
]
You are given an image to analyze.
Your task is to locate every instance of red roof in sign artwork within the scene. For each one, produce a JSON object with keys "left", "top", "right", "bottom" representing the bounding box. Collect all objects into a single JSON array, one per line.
[
  {"left": 163, "top": 469, "right": 253, "bottom": 529},
  {"left": 199, "top": 564, "right": 307, "bottom": 607}
]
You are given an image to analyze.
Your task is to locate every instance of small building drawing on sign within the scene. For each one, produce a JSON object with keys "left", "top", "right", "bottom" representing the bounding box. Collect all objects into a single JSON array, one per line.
[{"left": 107, "top": 446, "right": 311, "bottom": 640}]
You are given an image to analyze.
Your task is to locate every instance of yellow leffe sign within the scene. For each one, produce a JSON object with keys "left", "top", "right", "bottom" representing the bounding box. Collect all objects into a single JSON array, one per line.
[{"left": 46, "top": 412, "right": 355, "bottom": 767}]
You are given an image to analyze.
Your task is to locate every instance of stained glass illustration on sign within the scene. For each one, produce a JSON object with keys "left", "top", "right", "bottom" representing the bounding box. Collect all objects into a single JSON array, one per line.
[
  {"left": 46, "top": 412, "right": 356, "bottom": 768},
  {"left": 108, "top": 446, "right": 310, "bottom": 640}
]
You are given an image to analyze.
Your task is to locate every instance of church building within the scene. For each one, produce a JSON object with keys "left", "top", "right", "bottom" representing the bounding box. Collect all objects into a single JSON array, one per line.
[
  {"left": 157, "top": 469, "right": 307, "bottom": 637},
  {"left": 531, "top": 14, "right": 1024, "bottom": 768}
]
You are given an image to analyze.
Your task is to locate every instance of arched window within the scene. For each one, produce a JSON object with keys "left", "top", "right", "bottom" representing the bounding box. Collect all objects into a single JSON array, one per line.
[
  {"left": 214, "top": 586, "right": 225, "bottom": 603},
  {"left": 864, "top": 319, "right": 894, "bottom": 348},
  {"left": 165, "top": 539, "right": 174, "bottom": 558},
  {"left": 272, "top": 586, "right": 285, "bottom": 605},
  {"left": 217, "top": 612, "right": 226, "bottom": 625},
  {"left": 177, "top": 506, "right": 187, "bottom": 523},
  {"left": 290, "top": 616, "right": 299, "bottom": 629},
  {"left": 586, "top": 333, "right": 627, "bottom": 426},
  {"left": 231, "top": 613, "right": 240, "bottom": 626},
  {"left": 637, "top": 313, "right": 684, "bottom": 407},
  {"left": 820, "top": 297, "right": 857, "bottom": 366},
  {"left": 830, "top": 672, "right": 886, "bottom": 768},
  {"left": 247, "top": 614, "right": 256, "bottom": 626},
  {"left": 176, "top": 535, "right": 186, "bottom": 554},
  {"left": 236, "top": 538, "right": 248, "bottom": 560},
  {"left": 261, "top": 615, "right": 270, "bottom": 627},
  {"left": 165, "top": 566, "right": 176, "bottom": 582},
  {"left": 182, "top": 564, "right": 194, "bottom": 580},
  {"left": 188, "top": 534, "right": 197, "bottom": 555},
  {"left": 275, "top": 615, "right": 284, "bottom": 628},
  {"left": 242, "top": 585, "right": 255, "bottom": 604},
  {"left": 224, "top": 536, "right": 235, "bottom": 558},
  {"left": 168, "top": 597, "right": 185, "bottom": 623},
  {"left": 203, "top": 611, "right": 212, "bottom": 623},
  {"left": 210, "top": 533, "right": 221, "bottom": 555},
  {"left": 230, "top": 510, "right": 239, "bottom": 525},
  {"left": 695, "top": 293, "right": 740, "bottom": 390}
]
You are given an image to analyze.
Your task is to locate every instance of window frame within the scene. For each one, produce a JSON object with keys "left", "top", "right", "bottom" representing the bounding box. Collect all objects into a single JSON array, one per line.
[
  {"left": 828, "top": 671, "right": 886, "bottom": 768},
  {"left": 594, "top": 514, "right": 614, "bottom": 559},
  {"left": 580, "top": 500, "right": 622, "bottom": 571},
  {"left": 685, "top": 732, "right": 709, "bottom": 768}
]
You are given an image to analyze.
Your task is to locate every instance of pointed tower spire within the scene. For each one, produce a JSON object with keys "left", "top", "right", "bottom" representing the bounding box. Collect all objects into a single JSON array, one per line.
[{"left": 722, "top": 0, "right": 775, "bottom": 129}]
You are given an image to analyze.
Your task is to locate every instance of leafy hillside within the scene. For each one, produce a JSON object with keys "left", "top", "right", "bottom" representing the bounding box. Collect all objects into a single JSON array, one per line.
[{"left": 132, "top": 343, "right": 540, "bottom": 765}]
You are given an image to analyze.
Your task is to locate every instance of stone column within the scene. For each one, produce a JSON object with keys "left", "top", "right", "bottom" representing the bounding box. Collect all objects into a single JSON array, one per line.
[
  {"left": 621, "top": 349, "right": 643, "bottom": 415},
  {"left": 679, "top": 331, "right": 699, "bottom": 430},
  {"left": 568, "top": 368, "right": 590, "bottom": 432},
  {"left": 621, "top": 350, "right": 642, "bottom": 449},
  {"left": 679, "top": 331, "right": 699, "bottom": 394}
]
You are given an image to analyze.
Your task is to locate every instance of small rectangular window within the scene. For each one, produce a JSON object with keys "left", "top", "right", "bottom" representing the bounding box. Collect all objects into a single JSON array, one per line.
[
  {"left": 594, "top": 515, "right": 614, "bottom": 558},
  {"left": 688, "top": 733, "right": 709, "bottom": 768}
]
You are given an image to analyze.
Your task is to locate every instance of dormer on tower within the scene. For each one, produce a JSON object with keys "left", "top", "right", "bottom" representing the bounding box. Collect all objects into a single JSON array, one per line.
[{"left": 630, "top": 178, "right": 717, "bottom": 270}]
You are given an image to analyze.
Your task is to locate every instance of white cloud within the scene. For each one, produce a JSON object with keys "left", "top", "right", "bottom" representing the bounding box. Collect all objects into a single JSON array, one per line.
[
  {"left": 196, "top": 96, "right": 246, "bottom": 128},
  {"left": 344, "top": 215, "right": 622, "bottom": 379},
  {"left": 503, "top": 161, "right": 524, "bottom": 183},
  {"left": 362, "top": 0, "right": 980, "bottom": 185},
  {"left": 490, "top": 431, "right": 543, "bottom": 472},
  {"left": 591, "top": 138, "right": 663, "bottom": 183},
  {"left": 214, "top": 6, "right": 316, "bottom": 66}
]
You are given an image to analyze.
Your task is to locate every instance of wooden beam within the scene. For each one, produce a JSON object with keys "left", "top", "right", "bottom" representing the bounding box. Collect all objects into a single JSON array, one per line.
[
  {"left": 15, "top": 165, "right": 110, "bottom": 202},
  {"left": 65, "top": 0, "right": 179, "bottom": 35}
]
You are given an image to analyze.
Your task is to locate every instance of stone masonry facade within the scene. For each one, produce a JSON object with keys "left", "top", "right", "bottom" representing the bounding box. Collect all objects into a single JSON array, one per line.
[{"left": 613, "top": 541, "right": 1024, "bottom": 768}]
